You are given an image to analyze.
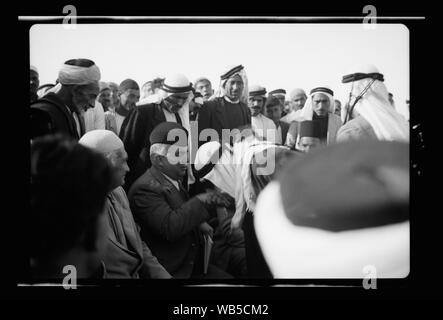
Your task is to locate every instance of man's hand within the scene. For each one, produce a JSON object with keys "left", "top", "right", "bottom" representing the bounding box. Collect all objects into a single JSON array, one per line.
[
  {"left": 196, "top": 190, "right": 231, "bottom": 208},
  {"left": 199, "top": 222, "right": 214, "bottom": 238}
]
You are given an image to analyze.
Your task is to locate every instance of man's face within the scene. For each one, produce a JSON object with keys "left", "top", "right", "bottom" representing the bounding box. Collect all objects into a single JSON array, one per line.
[
  {"left": 276, "top": 95, "right": 285, "bottom": 107},
  {"left": 248, "top": 96, "right": 265, "bottom": 116},
  {"left": 291, "top": 94, "right": 307, "bottom": 111},
  {"left": 266, "top": 104, "right": 283, "bottom": 122},
  {"left": 163, "top": 93, "right": 189, "bottom": 114},
  {"left": 110, "top": 148, "right": 130, "bottom": 187},
  {"left": 98, "top": 89, "right": 112, "bottom": 110},
  {"left": 120, "top": 89, "right": 140, "bottom": 110},
  {"left": 72, "top": 82, "right": 100, "bottom": 110},
  {"left": 283, "top": 101, "right": 291, "bottom": 114},
  {"left": 299, "top": 137, "right": 321, "bottom": 153},
  {"left": 224, "top": 75, "right": 244, "bottom": 101},
  {"left": 161, "top": 146, "right": 189, "bottom": 180},
  {"left": 195, "top": 80, "right": 213, "bottom": 101},
  {"left": 334, "top": 100, "right": 341, "bottom": 117},
  {"left": 109, "top": 84, "right": 120, "bottom": 108},
  {"left": 312, "top": 93, "right": 330, "bottom": 117},
  {"left": 30, "top": 70, "right": 39, "bottom": 95}
]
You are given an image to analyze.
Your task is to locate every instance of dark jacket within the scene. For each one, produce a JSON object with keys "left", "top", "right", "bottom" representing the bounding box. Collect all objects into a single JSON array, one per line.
[
  {"left": 30, "top": 93, "right": 82, "bottom": 140},
  {"left": 197, "top": 97, "right": 251, "bottom": 147},
  {"left": 128, "top": 166, "right": 210, "bottom": 278},
  {"left": 278, "top": 120, "right": 290, "bottom": 145},
  {"left": 119, "top": 103, "right": 168, "bottom": 191}
]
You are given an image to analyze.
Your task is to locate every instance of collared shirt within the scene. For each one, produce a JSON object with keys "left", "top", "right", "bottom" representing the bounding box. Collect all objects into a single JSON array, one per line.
[{"left": 161, "top": 172, "right": 179, "bottom": 191}]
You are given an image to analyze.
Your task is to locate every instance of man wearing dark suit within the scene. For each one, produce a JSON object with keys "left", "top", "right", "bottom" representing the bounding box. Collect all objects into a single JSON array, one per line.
[
  {"left": 264, "top": 95, "right": 290, "bottom": 145},
  {"left": 119, "top": 74, "right": 193, "bottom": 192},
  {"left": 30, "top": 58, "right": 101, "bottom": 140},
  {"left": 128, "top": 122, "right": 232, "bottom": 279}
]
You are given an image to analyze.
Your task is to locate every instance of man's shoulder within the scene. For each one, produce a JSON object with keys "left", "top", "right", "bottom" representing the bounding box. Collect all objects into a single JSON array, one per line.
[
  {"left": 129, "top": 168, "right": 165, "bottom": 196},
  {"left": 328, "top": 113, "right": 343, "bottom": 124},
  {"left": 31, "top": 95, "right": 61, "bottom": 111},
  {"left": 133, "top": 103, "right": 160, "bottom": 116},
  {"left": 279, "top": 120, "right": 290, "bottom": 130},
  {"left": 337, "top": 116, "right": 373, "bottom": 139},
  {"left": 203, "top": 97, "right": 223, "bottom": 109}
]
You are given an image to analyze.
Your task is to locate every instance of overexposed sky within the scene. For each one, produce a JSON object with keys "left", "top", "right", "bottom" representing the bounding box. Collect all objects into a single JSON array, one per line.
[{"left": 30, "top": 23, "right": 409, "bottom": 119}]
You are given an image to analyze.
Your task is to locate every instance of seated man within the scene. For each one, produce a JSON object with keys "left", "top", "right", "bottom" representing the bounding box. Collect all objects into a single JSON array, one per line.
[
  {"left": 79, "top": 130, "right": 172, "bottom": 279},
  {"left": 30, "top": 134, "right": 113, "bottom": 279},
  {"left": 195, "top": 136, "right": 299, "bottom": 278},
  {"left": 128, "top": 122, "right": 233, "bottom": 279}
]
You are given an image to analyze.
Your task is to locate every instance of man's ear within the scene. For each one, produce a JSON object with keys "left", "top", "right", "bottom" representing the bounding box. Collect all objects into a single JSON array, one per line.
[{"left": 151, "top": 154, "right": 164, "bottom": 168}]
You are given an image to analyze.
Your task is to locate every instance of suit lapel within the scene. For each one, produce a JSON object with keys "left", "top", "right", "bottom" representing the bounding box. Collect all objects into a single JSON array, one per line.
[{"left": 150, "top": 167, "right": 187, "bottom": 204}]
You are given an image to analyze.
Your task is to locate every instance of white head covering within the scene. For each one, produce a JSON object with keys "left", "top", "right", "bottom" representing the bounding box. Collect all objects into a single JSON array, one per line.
[
  {"left": 58, "top": 62, "right": 101, "bottom": 85},
  {"left": 46, "top": 60, "right": 101, "bottom": 96},
  {"left": 196, "top": 136, "right": 286, "bottom": 230},
  {"left": 195, "top": 141, "right": 237, "bottom": 198},
  {"left": 345, "top": 64, "right": 409, "bottom": 142},
  {"left": 254, "top": 140, "right": 410, "bottom": 278},
  {"left": 210, "top": 64, "right": 249, "bottom": 104},
  {"left": 296, "top": 86, "right": 335, "bottom": 121},
  {"left": 287, "top": 88, "right": 307, "bottom": 102},
  {"left": 30, "top": 65, "right": 39, "bottom": 74},
  {"left": 79, "top": 129, "right": 124, "bottom": 154},
  {"left": 144, "top": 73, "right": 195, "bottom": 183}
]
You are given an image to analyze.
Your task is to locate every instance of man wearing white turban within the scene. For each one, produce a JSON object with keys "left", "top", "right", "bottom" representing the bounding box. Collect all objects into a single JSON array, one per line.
[
  {"left": 337, "top": 65, "right": 409, "bottom": 143},
  {"left": 31, "top": 58, "right": 101, "bottom": 140},
  {"left": 79, "top": 130, "right": 172, "bottom": 279},
  {"left": 119, "top": 73, "right": 194, "bottom": 192}
]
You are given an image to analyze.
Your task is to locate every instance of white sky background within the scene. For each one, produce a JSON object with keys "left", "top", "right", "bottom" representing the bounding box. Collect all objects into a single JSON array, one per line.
[{"left": 30, "top": 23, "right": 409, "bottom": 119}]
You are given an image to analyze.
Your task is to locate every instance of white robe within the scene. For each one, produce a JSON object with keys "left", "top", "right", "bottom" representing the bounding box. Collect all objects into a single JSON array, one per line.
[
  {"left": 84, "top": 101, "right": 105, "bottom": 133},
  {"left": 251, "top": 114, "right": 278, "bottom": 143}
]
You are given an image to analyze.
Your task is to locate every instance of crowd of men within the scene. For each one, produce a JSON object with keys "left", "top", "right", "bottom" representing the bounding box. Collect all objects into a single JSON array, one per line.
[{"left": 29, "top": 59, "right": 411, "bottom": 280}]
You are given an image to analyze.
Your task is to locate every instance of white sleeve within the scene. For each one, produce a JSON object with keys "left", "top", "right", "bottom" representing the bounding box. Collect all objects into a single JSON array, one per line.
[{"left": 94, "top": 101, "right": 106, "bottom": 130}]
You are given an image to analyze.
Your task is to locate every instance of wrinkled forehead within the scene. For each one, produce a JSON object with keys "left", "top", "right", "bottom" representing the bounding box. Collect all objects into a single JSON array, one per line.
[
  {"left": 196, "top": 79, "right": 211, "bottom": 87},
  {"left": 292, "top": 93, "right": 306, "bottom": 100},
  {"left": 115, "top": 147, "right": 128, "bottom": 158},
  {"left": 226, "top": 74, "right": 243, "bottom": 84},
  {"left": 80, "top": 81, "right": 100, "bottom": 94},
  {"left": 312, "top": 93, "right": 330, "bottom": 101}
]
